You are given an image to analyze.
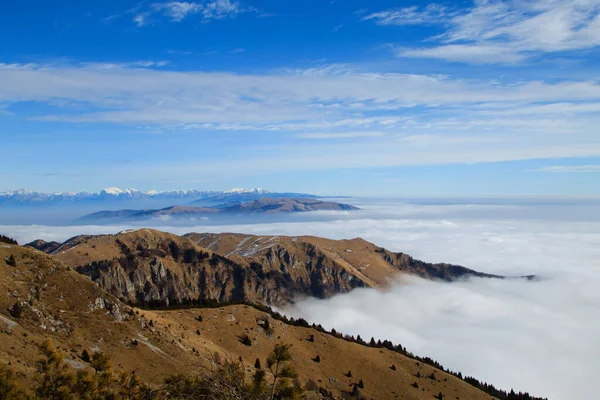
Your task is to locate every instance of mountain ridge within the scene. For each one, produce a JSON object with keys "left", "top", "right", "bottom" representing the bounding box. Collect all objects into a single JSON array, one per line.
[
  {"left": 27, "top": 228, "right": 507, "bottom": 309},
  {"left": 78, "top": 198, "right": 360, "bottom": 222},
  {"left": 2, "top": 235, "right": 545, "bottom": 400},
  {"left": 0, "top": 187, "right": 329, "bottom": 207}
]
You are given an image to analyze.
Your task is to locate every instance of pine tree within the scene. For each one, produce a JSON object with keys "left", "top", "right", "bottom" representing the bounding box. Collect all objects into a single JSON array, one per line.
[
  {"left": 255, "top": 358, "right": 262, "bottom": 369},
  {"left": 0, "top": 365, "right": 27, "bottom": 400},
  {"left": 5, "top": 255, "right": 16, "bottom": 267},
  {"left": 35, "top": 341, "right": 75, "bottom": 399},
  {"left": 90, "top": 351, "right": 112, "bottom": 374},
  {"left": 8, "top": 302, "right": 23, "bottom": 319},
  {"left": 0, "top": 235, "right": 18, "bottom": 245},
  {"left": 266, "top": 344, "right": 298, "bottom": 400},
  {"left": 239, "top": 334, "right": 252, "bottom": 347}
]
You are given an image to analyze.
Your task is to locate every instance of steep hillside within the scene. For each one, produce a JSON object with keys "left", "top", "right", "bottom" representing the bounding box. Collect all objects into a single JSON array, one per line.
[
  {"left": 186, "top": 233, "right": 502, "bottom": 285},
  {"left": 51, "top": 229, "right": 367, "bottom": 307},
  {"left": 0, "top": 243, "right": 196, "bottom": 387},
  {"left": 29, "top": 229, "right": 507, "bottom": 311},
  {"left": 0, "top": 244, "right": 502, "bottom": 399}
]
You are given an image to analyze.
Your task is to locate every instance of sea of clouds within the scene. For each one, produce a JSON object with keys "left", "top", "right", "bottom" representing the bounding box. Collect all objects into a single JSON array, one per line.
[{"left": 2, "top": 198, "right": 599, "bottom": 399}]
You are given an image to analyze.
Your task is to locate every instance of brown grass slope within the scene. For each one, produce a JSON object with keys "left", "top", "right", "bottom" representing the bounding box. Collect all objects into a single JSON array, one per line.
[
  {"left": 186, "top": 232, "right": 501, "bottom": 287},
  {"left": 0, "top": 244, "right": 495, "bottom": 399},
  {"left": 31, "top": 229, "right": 501, "bottom": 310},
  {"left": 0, "top": 243, "right": 196, "bottom": 389},
  {"left": 50, "top": 229, "right": 368, "bottom": 307}
]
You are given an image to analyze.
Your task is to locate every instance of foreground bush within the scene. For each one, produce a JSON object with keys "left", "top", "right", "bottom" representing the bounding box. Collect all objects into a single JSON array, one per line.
[{"left": 2, "top": 341, "right": 304, "bottom": 400}]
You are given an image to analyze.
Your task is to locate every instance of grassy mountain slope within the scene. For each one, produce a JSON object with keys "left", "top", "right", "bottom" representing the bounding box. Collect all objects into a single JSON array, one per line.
[
  {"left": 186, "top": 232, "right": 502, "bottom": 285},
  {"left": 45, "top": 229, "right": 501, "bottom": 310},
  {"left": 0, "top": 243, "right": 497, "bottom": 399}
]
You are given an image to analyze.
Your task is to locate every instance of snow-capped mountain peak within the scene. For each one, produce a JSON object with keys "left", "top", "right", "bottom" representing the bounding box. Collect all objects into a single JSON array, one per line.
[
  {"left": 3, "top": 188, "right": 36, "bottom": 196},
  {"left": 224, "top": 188, "right": 273, "bottom": 194},
  {"left": 101, "top": 187, "right": 125, "bottom": 195},
  {"left": 0, "top": 187, "right": 309, "bottom": 207},
  {"left": 0, "top": 187, "right": 324, "bottom": 207},
  {"left": 100, "top": 187, "right": 142, "bottom": 196}
]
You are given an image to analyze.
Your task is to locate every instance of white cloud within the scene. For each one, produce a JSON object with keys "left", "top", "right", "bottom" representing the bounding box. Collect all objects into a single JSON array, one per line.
[
  {"left": 363, "top": 4, "right": 451, "bottom": 26},
  {"left": 133, "top": 12, "right": 150, "bottom": 27},
  {"left": 153, "top": 2, "right": 203, "bottom": 22},
  {"left": 2, "top": 201, "right": 600, "bottom": 399},
  {"left": 201, "top": 0, "right": 241, "bottom": 20},
  {"left": 79, "top": 60, "right": 171, "bottom": 70},
  {"left": 398, "top": 44, "right": 528, "bottom": 64},
  {"left": 283, "top": 274, "right": 600, "bottom": 400},
  {"left": 165, "top": 49, "right": 194, "bottom": 55},
  {"left": 3, "top": 63, "right": 600, "bottom": 124},
  {"left": 532, "top": 165, "right": 600, "bottom": 173},
  {"left": 296, "top": 131, "right": 387, "bottom": 139},
  {"left": 478, "top": 101, "right": 600, "bottom": 116},
  {"left": 2, "top": 62, "right": 600, "bottom": 171},
  {"left": 138, "top": 0, "right": 242, "bottom": 24},
  {"left": 369, "top": 0, "right": 600, "bottom": 64}
]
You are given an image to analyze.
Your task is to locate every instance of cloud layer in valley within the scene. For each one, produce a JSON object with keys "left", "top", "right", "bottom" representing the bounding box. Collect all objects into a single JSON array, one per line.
[{"left": 2, "top": 200, "right": 599, "bottom": 399}]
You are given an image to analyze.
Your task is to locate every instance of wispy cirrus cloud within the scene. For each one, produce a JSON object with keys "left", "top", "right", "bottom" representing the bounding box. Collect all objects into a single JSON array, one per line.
[
  {"left": 363, "top": 3, "right": 452, "bottom": 26},
  {"left": 366, "top": 0, "right": 600, "bottom": 64},
  {"left": 2, "top": 62, "right": 600, "bottom": 174},
  {"left": 532, "top": 165, "right": 600, "bottom": 173},
  {"left": 296, "top": 131, "right": 387, "bottom": 139},
  {"left": 133, "top": 12, "right": 151, "bottom": 27},
  {"left": 4, "top": 62, "right": 600, "bottom": 126},
  {"left": 80, "top": 60, "right": 171, "bottom": 69},
  {"left": 164, "top": 49, "right": 193, "bottom": 55},
  {"left": 152, "top": 2, "right": 203, "bottom": 22},
  {"left": 133, "top": 0, "right": 244, "bottom": 26}
]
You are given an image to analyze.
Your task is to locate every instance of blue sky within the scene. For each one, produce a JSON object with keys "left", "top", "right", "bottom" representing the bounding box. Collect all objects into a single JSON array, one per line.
[{"left": 2, "top": 0, "right": 600, "bottom": 195}]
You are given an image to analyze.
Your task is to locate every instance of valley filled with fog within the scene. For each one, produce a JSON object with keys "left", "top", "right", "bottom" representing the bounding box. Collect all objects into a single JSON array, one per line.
[{"left": 3, "top": 198, "right": 600, "bottom": 399}]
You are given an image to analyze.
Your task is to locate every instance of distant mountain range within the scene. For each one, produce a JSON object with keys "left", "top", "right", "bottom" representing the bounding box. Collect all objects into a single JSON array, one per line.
[
  {"left": 0, "top": 187, "right": 332, "bottom": 207},
  {"left": 80, "top": 198, "right": 359, "bottom": 222}
]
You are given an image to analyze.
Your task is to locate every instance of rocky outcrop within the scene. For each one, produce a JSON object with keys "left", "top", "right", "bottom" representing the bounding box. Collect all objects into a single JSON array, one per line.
[
  {"left": 45, "top": 229, "right": 517, "bottom": 308},
  {"left": 375, "top": 248, "right": 502, "bottom": 281},
  {"left": 256, "top": 243, "right": 367, "bottom": 298},
  {"left": 56, "top": 230, "right": 365, "bottom": 307},
  {"left": 187, "top": 232, "right": 504, "bottom": 288}
]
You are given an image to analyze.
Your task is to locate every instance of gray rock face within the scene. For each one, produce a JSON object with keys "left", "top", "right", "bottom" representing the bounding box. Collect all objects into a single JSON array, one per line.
[{"left": 72, "top": 239, "right": 366, "bottom": 308}]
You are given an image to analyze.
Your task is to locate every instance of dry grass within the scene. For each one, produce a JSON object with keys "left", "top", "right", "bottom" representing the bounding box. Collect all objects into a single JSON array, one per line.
[{"left": 0, "top": 244, "right": 495, "bottom": 399}]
